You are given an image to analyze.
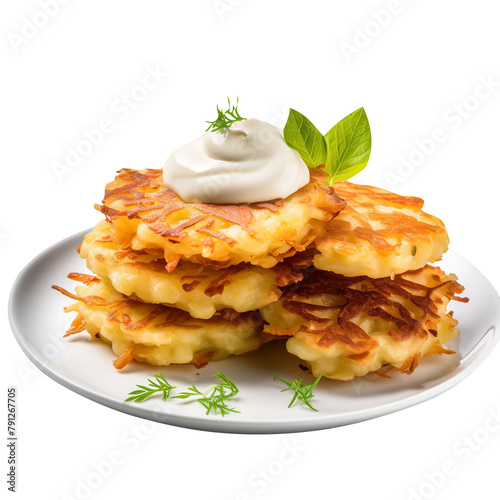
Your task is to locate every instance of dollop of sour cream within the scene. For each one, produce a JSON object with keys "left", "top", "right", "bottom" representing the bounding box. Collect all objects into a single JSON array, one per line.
[{"left": 163, "top": 118, "right": 310, "bottom": 204}]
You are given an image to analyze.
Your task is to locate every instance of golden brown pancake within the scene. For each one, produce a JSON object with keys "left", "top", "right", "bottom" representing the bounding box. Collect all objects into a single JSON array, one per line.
[
  {"left": 314, "top": 180, "right": 450, "bottom": 278},
  {"left": 95, "top": 167, "right": 345, "bottom": 271},
  {"left": 261, "top": 265, "right": 467, "bottom": 380},
  {"left": 80, "top": 221, "right": 304, "bottom": 319},
  {"left": 53, "top": 273, "right": 270, "bottom": 370}
]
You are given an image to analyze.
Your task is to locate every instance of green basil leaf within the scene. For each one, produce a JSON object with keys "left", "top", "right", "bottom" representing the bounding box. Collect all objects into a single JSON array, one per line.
[
  {"left": 283, "top": 109, "right": 327, "bottom": 168},
  {"left": 324, "top": 107, "right": 371, "bottom": 183}
]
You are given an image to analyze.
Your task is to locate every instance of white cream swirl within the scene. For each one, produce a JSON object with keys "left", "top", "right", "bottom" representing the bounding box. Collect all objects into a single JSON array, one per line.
[{"left": 163, "top": 118, "right": 310, "bottom": 204}]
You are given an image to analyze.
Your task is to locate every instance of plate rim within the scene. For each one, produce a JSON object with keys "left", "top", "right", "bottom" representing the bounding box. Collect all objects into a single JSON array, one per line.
[{"left": 8, "top": 229, "right": 500, "bottom": 434}]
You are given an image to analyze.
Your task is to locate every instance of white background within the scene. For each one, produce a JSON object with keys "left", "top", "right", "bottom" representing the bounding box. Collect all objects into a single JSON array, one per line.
[{"left": 2, "top": 1, "right": 500, "bottom": 499}]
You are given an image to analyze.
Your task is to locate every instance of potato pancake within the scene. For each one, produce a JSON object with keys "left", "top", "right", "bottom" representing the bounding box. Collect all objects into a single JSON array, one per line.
[
  {"left": 95, "top": 167, "right": 345, "bottom": 270},
  {"left": 314, "top": 180, "right": 450, "bottom": 278},
  {"left": 53, "top": 274, "right": 269, "bottom": 370},
  {"left": 80, "top": 221, "right": 304, "bottom": 319},
  {"left": 261, "top": 265, "right": 467, "bottom": 380}
]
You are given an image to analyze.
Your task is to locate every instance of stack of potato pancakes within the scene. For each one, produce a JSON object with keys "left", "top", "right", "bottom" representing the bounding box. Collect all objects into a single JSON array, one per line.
[{"left": 54, "top": 167, "right": 467, "bottom": 380}]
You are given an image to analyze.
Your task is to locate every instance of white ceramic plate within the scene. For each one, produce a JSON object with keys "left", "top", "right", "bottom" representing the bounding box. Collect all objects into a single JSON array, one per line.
[{"left": 9, "top": 229, "right": 500, "bottom": 434}]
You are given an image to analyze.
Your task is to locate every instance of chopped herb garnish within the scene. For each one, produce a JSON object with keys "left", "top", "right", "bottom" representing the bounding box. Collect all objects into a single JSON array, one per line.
[
  {"left": 173, "top": 372, "right": 240, "bottom": 416},
  {"left": 125, "top": 372, "right": 240, "bottom": 417},
  {"left": 274, "top": 375, "right": 322, "bottom": 411},
  {"left": 125, "top": 372, "right": 176, "bottom": 402},
  {"left": 206, "top": 97, "right": 246, "bottom": 133}
]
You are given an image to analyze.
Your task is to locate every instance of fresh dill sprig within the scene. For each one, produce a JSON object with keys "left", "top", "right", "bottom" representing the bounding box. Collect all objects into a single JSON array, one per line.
[
  {"left": 125, "top": 373, "right": 176, "bottom": 402},
  {"left": 274, "top": 375, "right": 322, "bottom": 411},
  {"left": 173, "top": 372, "right": 241, "bottom": 416},
  {"left": 205, "top": 97, "right": 246, "bottom": 133}
]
